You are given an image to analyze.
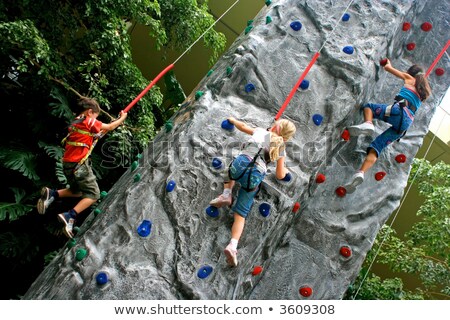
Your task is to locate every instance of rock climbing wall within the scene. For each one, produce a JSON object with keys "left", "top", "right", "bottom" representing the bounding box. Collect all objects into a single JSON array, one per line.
[{"left": 24, "top": 0, "right": 449, "bottom": 299}]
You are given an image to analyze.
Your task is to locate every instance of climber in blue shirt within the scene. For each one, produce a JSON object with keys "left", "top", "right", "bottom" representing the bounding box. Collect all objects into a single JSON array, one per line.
[{"left": 345, "top": 59, "right": 432, "bottom": 193}]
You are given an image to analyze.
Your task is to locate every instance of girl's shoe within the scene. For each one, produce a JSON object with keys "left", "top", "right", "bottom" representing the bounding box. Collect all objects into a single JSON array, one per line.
[
  {"left": 224, "top": 244, "right": 238, "bottom": 267},
  {"left": 209, "top": 194, "right": 232, "bottom": 208},
  {"left": 347, "top": 122, "right": 375, "bottom": 136},
  {"left": 345, "top": 171, "right": 365, "bottom": 194}
]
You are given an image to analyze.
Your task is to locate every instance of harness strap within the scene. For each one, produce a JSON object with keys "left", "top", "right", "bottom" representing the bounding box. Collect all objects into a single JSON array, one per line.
[{"left": 228, "top": 148, "right": 263, "bottom": 192}]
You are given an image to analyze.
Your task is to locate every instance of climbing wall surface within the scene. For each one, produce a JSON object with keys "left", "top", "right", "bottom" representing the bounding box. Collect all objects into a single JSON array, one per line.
[{"left": 25, "top": 0, "right": 449, "bottom": 299}]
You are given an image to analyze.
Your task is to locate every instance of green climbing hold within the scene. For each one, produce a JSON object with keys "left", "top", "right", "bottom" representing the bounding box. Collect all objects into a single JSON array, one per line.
[
  {"left": 136, "top": 153, "right": 143, "bottom": 160},
  {"left": 75, "top": 248, "right": 87, "bottom": 261},
  {"left": 266, "top": 16, "right": 272, "bottom": 24},
  {"left": 265, "top": 0, "right": 272, "bottom": 6},
  {"left": 94, "top": 208, "right": 101, "bottom": 216},
  {"left": 245, "top": 25, "right": 253, "bottom": 35},
  {"left": 195, "top": 91, "right": 204, "bottom": 100},
  {"left": 207, "top": 69, "right": 214, "bottom": 77},
  {"left": 73, "top": 226, "right": 80, "bottom": 234},
  {"left": 100, "top": 191, "right": 108, "bottom": 199},
  {"left": 67, "top": 238, "right": 77, "bottom": 249},
  {"left": 226, "top": 66, "right": 233, "bottom": 76},
  {"left": 165, "top": 120, "right": 173, "bottom": 133},
  {"left": 134, "top": 173, "right": 141, "bottom": 182},
  {"left": 131, "top": 161, "right": 138, "bottom": 171},
  {"left": 247, "top": 20, "right": 254, "bottom": 26}
]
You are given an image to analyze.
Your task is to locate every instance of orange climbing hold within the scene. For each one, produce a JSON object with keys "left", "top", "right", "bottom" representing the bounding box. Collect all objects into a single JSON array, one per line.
[
  {"left": 395, "top": 154, "right": 406, "bottom": 163},
  {"left": 375, "top": 171, "right": 386, "bottom": 181},
  {"left": 299, "top": 286, "right": 313, "bottom": 297},
  {"left": 292, "top": 202, "right": 301, "bottom": 213},
  {"left": 421, "top": 22, "right": 432, "bottom": 32},
  {"left": 406, "top": 43, "right": 416, "bottom": 51},
  {"left": 340, "top": 246, "right": 352, "bottom": 258},
  {"left": 402, "top": 22, "right": 411, "bottom": 31},
  {"left": 341, "top": 129, "right": 350, "bottom": 141},
  {"left": 316, "top": 173, "right": 326, "bottom": 183},
  {"left": 252, "top": 266, "right": 263, "bottom": 276},
  {"left": 335, "top": 187, "right": 346, "bottom": 197}
]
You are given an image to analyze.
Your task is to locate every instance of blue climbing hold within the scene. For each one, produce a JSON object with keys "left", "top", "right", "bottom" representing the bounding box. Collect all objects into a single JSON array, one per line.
[
  {"left": 197, "top": 265, "right": 213, "bottom": 279},
  {"left": 166, "top": 180, "right": 176, "bottom": 192},
  {"left": 206, "top": 206, "right": 219, "bottom": 218},
  {"left": 137, "top": 220, "right": 152, "bottom": 237},
  {"left": 96, "top": 272, "right": 108, "bottom": 285},
  {"left": 290, "top": 21, "right": 302, "bottom": 31},
  {"left": 299, "top": 79, "right": 310, "bottom": 90},
  {"left": 212, "top": 158, "right": 223, "bottom": 170},
  {"left": 342, "top": 13, "right": 350, "bottom": 21},
  {"left": 312, "top": 114, "right": 323, "bottom": 126},
  {"left": 282, "top": 172, "right": 292, "bottom": 182},
  {"left": 259, "top": 203, "right": 271, "bottom": 217},
  {"left": 245, "top": 83, "right": 255, "bottom": 93},
  {"left": 343, "top": 46, "right": 354, "bottom": 54},
  {"left": 221, "top": 119, "right": 235, "bottom": 131}
]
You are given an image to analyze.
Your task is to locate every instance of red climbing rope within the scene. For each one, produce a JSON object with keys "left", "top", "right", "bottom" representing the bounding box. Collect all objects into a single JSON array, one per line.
[
  {"left": 274, "top": 52, "right": 320, "bottom": 120},
  {"left": 123, "top": 64, "right": 175, "bottom": 113},
  {"left": 425, "top": 39, "right": 450, "bottom": 77}
]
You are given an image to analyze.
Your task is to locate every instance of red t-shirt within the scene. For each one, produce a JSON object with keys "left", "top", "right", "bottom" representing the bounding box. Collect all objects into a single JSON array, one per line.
[{"left": 62, "top": 116, "right": 103, "bottom": 163}]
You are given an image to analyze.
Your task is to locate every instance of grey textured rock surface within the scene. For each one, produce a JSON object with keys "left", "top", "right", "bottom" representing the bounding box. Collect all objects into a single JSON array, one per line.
[{"left": 25, "top": 0, "right": 449, "bottom": 299}]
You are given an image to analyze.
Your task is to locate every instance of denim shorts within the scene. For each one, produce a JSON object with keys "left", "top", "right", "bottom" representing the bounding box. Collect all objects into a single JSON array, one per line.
[
  {"left": 63, "top": 161, "right": 100, "bottom": 200},
  {"left": 363, "top": 103, "right": 414, "bottom": 157},
  {"left": 229, "top": 154, "right": 266, "bottom": 218}
]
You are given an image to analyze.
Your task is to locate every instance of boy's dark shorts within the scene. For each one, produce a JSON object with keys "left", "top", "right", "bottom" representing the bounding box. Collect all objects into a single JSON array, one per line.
[{"left": 63, "top": 161, "right": 100, "bottom": 200}]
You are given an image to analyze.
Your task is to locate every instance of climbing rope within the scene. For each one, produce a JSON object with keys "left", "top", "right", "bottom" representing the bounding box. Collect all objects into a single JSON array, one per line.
[
  {"left": 274, "top": 0, "right": 356, "bottom": 120},
  {"left": 123, "top": 0, "right": 242, "bottom": 113}
]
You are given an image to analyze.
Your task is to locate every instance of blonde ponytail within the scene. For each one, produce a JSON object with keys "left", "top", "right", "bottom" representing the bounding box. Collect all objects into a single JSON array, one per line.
[{"left": 268, "top": 119, "right": 296, "bottom": 162}]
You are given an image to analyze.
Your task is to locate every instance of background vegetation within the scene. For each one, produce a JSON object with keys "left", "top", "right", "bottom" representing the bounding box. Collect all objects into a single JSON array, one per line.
[{"left": 0, "top": 0, "right": 225, "bottom": 299}]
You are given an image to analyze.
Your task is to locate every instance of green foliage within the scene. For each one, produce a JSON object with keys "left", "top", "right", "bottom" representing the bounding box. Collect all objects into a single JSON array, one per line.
[
  {"left": 346, "top": 159, "right": 450, "bottom": 300},
  {"left": 0, "top": 188, "right": 34, "bottom": 221},
  {"left": 0, "top": 146, "right": 40, "bottom": 182},
  {"left": 0, "top": 231, "right": 39, "bottom": 264},
  {"left": 49, "top": 88, "right": 74, "bottom": 125},
  {"left": 44, "top": 251, "right": 58, "bottom": 266}
]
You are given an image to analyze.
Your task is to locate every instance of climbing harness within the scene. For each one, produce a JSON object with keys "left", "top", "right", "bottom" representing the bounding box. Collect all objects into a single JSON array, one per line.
[{"left": 228, "top": 148, "right": 264, "bottom": 192}]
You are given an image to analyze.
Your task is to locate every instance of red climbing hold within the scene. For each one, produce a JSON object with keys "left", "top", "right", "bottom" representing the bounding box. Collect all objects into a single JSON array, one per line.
[
  {"left": 395, "top": 154, "right": 406, "bottom": 163},
  {"left": 421, "top": 22, "right": 432, "bottom": 32},
  {"left": 406, "top": 43, "right": 416, "bottom": 51},
  {"left": 335, "top": 187, "right": 347, "bottom": 197},
  {"left": 292, "top": 202, "right": 301, "bottom": 213},
  {"left": 340, "top": 246, "right": 352, "bottom": 258},
  {"left": 402, "top": 22, "right": 411, "bottom": 31},
  {"left": 435, "top": 68, "right": 445, "bottom": 76},
  {"left": 375, "top": 171, "right": 386, "bottom": 181},
  {"left": 299, "top": 286, "right": 313, "bottom": 297},
  {"left": 316, "top": 173, "right": 326, "bottom": 184},
  {"left": 252, "top": 266, "right": 263, "bottom": 276},
  {"left": 380, "top": 58, "right": 388, "bottom": 66},
  {"left": 341, "top": 129, "right": 350, "bottom": 141}
]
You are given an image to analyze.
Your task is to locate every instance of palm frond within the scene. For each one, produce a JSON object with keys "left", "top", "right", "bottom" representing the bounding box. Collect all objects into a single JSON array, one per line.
[
  {"left": 0, "top": 146, "right": 40, "bottom": 181},
  {"left": 0, "top": 187, "right": 34, "bottom": 221},
  {"left": 49, "top": 87, "right": 74, "bottom": 124}
]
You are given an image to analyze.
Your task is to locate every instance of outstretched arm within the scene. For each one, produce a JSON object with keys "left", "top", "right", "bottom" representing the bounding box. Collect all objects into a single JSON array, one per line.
[
  {"left": 101, "top": 111, "right": 128, "bottom": 132},
  {"left": 383, "top": 59, "right": 415, "bottom": 85},
  {"left": 227, "top": 117, "right": 255, "bottom": 135},
  {"left": 275, "top": 156, "right": 289, "bottom": 179}
]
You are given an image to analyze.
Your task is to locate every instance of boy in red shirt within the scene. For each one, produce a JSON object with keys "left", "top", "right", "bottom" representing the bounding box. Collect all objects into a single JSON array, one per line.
[{"left": 37, "top": 97, "right": 127, "bottom": 238}]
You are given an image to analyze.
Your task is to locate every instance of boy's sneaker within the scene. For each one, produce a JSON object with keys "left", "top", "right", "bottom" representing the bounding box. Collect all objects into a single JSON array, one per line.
[
  {"left": 57, "top": 212, "right": 76, "bottom": 239},
  {"left": 347, "top": 122, "right": 375, "bottom": 136},
  {"left": 37, "top": 187, "right": 55, "bottom": 214},
  {"left": 224, "top": 243, "right": 238, "bottom": 267},
  {"left": 345, "top": 171, "right": 365, "bottom": 194},
  {"left": 209, "top": 194, "right": 232, "bottom": 208}
]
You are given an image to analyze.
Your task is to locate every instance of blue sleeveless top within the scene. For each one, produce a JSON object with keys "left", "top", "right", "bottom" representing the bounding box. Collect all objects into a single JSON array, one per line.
[{"left": 398, "top": 87, "right": 421, "bottom": 114}]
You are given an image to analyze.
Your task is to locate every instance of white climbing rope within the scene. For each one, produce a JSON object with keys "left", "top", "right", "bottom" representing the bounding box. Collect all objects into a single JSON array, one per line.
[
  {"left": 318, "top": 0, "right": 357, "bottom": 53},
  {"left": 172, "top": 0, "right": 242, "bottom": 65},
  {"left": 352, "top": 107, "right": 447, "bottom": 299}
]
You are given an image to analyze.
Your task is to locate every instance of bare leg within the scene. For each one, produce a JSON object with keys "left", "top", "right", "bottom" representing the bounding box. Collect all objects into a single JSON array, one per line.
[
  {"left": 224, "top": 180, "right": 235, "bottom": 190},
  {"left": 359, "top": 149, "right": 378, "bottom": 173},
  {"left": 363, "top": 107, "right": 373, "bottom": 123},
  {"left": 231, "top": 213, "right": 246, "bottom": 241},
  {"left": 73, "top": 198, "right": 97, "bottom": 215},
  {"left": 57, "top": 188, "right": 82, "bottom": 198}
]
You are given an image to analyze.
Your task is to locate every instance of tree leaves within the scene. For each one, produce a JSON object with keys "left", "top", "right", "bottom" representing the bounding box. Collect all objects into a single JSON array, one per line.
[
  {"left": 0, "top": 188, "right": 34, "bottom": 221},
  {"left": 0, "top": 146, "right": 40, "bottom": 182}
]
